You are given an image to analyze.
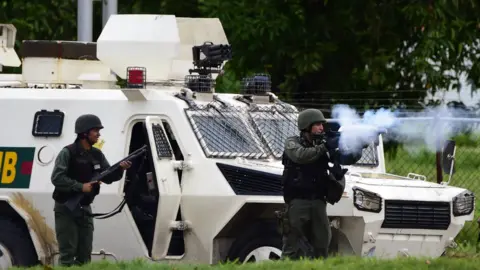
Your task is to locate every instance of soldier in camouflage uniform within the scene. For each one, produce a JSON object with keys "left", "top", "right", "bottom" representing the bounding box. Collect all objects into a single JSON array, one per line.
[
  {"left": 51, "top": 114, "right": 131, "bottom": 266},
  {"left": 279, "top": 108, "right": 343, "bottom": 260}
]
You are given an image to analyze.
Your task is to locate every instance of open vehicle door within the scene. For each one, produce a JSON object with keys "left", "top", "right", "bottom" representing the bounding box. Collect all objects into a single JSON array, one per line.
[{"left": 145, "top": 116, "right": 182, "bottom": 260}]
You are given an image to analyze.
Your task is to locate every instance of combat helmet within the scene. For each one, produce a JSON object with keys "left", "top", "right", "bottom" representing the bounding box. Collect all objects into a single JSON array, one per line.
[
  {"left": 75, "top": 114, "right": 104, "bottom": 134},
  {"left": 297, "top": 108, "right": 326, "bottom": 131}
]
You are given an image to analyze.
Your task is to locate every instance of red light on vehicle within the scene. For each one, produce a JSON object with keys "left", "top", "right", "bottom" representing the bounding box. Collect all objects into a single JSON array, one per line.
[{"left": 126, "top": 67, "right": 146, "bottom": 88}]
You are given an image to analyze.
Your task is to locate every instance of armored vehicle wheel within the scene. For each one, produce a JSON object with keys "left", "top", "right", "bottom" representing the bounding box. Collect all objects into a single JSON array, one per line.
[
  {"left": 0, "top": 218, "right": 38, "bottom": 268},
  {"left": 226, "top": 221, "right": 282, "bottom": 263}
]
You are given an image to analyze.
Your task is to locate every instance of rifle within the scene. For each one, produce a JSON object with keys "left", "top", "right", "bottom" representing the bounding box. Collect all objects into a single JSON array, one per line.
[
  {"left": 64, "top": 145, "right": 148, "bottom": 213},
  {"left": 316, "top": 129, "right": 370, "bottom": 166},
  {"left": 312, "top": 130, "right": 348, "bottom": 205},
  {"left": 312, "top": 129, "right": 340, "bottom": 148}
]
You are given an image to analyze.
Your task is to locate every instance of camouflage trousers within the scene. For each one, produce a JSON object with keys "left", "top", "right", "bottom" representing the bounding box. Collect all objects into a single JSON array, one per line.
[
  {"left": 277, "top": 199, "right": 331, "bottom": 260},
  {"left": 54, "top": 202, "right": 94, "bottom": 266}
]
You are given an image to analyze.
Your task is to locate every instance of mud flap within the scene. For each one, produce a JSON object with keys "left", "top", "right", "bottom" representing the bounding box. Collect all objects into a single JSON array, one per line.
[{"left": 145, "top": 116, "right": 182, "bottom": 260}]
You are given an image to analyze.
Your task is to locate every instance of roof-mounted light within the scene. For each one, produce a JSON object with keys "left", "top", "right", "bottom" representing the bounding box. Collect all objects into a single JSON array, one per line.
[
  {"left": 241, "top": 73, "right": 271, "bottom": 96},
  {"left": 126, "top": 67, "right": 146, "bottom": 89},
  {"left": 184, "top": 74, "right": 214, "bottom": 93}
]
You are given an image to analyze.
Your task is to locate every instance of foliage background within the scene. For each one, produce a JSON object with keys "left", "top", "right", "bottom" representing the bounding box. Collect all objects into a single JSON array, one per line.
[
  {"left": 1, "top": 0, "right": 480, "bottom": 115},
  {"left": 2, "top": 0, "right": 480, "bottom": 251}
]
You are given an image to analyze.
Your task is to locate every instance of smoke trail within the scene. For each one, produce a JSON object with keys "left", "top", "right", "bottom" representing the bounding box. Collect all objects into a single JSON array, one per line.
[
  {"left": 331, "top": 104, "right": 478, "bottom": 154},
  {"left": 331, "top": 105, "right": 391, "bottom": 154}
]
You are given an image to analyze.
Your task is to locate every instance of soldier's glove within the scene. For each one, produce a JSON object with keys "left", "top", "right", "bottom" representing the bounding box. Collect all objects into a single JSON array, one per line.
[
  {"left": 325, "top": 136, "right": 339, "bottom": 152},
  {"left": 312, "top": 132, "right": 326, "bottom": 146},
  {"left": 321, "top": 136, "right": 339, "bottom": 161}
]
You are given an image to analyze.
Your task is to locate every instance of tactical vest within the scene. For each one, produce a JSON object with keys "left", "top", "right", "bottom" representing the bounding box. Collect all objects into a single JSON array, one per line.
[
  {"left": 52, "top": 142, "right": 103, "bottom": 206},
  {"left": 281, "top": 137, "right": 329, "bottom": 203}
]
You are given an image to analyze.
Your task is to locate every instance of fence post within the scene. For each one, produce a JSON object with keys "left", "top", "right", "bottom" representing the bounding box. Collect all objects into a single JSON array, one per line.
[
  {"left": 436, "top": 151, "right": 443, "bottom": 184},
  {"left": 433, "top": 114, "right": 443, "bottom": 184}
]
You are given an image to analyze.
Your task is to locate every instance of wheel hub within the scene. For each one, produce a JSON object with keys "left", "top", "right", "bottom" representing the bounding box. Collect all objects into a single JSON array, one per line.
[
  {"left": 244, "top": 246, "right": 281, "bottom": 263},
  {"left": 0, "top": 243, "right": 14, "bottom": 270}
]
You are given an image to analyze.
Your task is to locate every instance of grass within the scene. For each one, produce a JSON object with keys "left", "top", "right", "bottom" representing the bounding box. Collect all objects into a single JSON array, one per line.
[
  {"left": 384, "top": 132, "right": 480, "bottom": 246},
  {"left": 12, "top": 256, "right": 480, "bottom": 270}
]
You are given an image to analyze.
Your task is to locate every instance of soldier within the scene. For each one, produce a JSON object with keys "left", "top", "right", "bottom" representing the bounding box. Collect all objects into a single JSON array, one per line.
[
  {"left": 51, "top": 114, "right": 131, "bottom": 266},
  {"left": 279, "top": 108, "right": 343, "bottom": 260}
]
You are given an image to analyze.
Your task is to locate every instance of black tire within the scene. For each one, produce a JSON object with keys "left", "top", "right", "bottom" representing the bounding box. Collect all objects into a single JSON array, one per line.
[
  {"left": 0, "top": 217, "right": 39, "bottom": 267},
  {"left": 226, "top": 220, "right": 282, "bottom": 263}
]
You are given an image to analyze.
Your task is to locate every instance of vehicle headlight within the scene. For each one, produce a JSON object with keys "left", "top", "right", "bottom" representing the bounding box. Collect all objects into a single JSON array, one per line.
[
  {"left": 453, "top": 190, "right": 475, "bottom": 217},
  {"left": 352, "top": 187, "right": 382, "bottom": 213}
]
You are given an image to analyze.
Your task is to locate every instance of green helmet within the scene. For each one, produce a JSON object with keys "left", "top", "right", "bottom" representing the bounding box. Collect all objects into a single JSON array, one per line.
[
  {"left": 297, "top": 108, "right": 326, "bottom": 131},
  {"left": 75, "top": 114, "right": 104, "bottom": 134}
]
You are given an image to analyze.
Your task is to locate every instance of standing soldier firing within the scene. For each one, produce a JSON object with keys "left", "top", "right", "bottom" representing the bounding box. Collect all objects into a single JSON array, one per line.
[{"left": 279, "top": 108, "right": 342, "bottom": 260}]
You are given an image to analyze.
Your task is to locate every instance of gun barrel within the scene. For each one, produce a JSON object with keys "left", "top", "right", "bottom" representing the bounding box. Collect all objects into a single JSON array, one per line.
[{"left": 63, "top": 145, "right": 148, "bottom": 212}]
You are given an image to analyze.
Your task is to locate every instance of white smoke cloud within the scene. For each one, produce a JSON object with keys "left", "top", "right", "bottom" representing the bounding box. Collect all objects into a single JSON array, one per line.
[{"left": 331, "top": 104, "right": 479, "bottom": 154}]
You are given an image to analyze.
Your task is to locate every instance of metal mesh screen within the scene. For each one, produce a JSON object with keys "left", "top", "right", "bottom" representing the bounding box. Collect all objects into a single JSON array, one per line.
[
  {"left": 248, "top": 108, "right": 298, "bottom": 158},
  {"left": 188, "top": 113, "right": 266, "bottom": 158},
  {"left": 241, "top": 73, "right": 272, "bottom": 95},
  {"left": 151, "top": 123, "right": 173, "bottom": 158},
  {"left": 184, "top": 97, "right": 379, "bottom": 165},
  {"left": 184, "top": 74, "right": 215, "bottom": 93},
  {"left": 354, "top": 144, "right": 379, "bottom": 166}
]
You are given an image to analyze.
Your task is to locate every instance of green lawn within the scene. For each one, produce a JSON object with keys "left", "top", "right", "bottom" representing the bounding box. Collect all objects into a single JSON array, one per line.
[
  {"left": 12, "top": 256, "right": 480, "bottom": 270},
  {"left": 384, "top": 132, "right": 480, "bottom": 245}
]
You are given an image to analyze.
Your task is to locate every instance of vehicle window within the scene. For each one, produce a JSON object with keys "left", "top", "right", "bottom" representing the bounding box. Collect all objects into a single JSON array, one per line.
[
  {"left": 185, "top": 102, "right": 379, "bottom": 166},
  {"left": 249, "top": 111, "right": 298, "bottom": 158},
  {"left": 186, "top": 109, "right": 268, "bottom": 159}
]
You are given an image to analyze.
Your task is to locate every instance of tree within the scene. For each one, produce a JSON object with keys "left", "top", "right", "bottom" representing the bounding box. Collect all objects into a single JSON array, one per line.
[
  {"left": 200, "top": 0, "right": 480, "bottom": 114},
  {"left": 0, "top": 0, "right": 78, "bottom": 73},
  {"left": 2, "top": 0, "right": 479, "bottom": 115}
]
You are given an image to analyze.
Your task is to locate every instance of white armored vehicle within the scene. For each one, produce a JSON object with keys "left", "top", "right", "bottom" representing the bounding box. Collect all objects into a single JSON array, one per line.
[{"left": 0, "top": 14, "right": 475, "bottom": 268}]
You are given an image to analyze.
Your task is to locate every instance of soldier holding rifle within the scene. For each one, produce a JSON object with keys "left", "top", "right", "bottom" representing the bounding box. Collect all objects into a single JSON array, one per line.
[{"left": 51, "top": 114, "right": 132, "bottom": 266}]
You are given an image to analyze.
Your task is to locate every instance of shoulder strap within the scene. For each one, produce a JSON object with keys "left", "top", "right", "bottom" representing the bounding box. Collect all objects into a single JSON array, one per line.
[
  {"left": 62, "top": 144, "right": 77, "bottom": 176},
  {"left": 65, "top": 143, "right": 76, "bottom": 155}
]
